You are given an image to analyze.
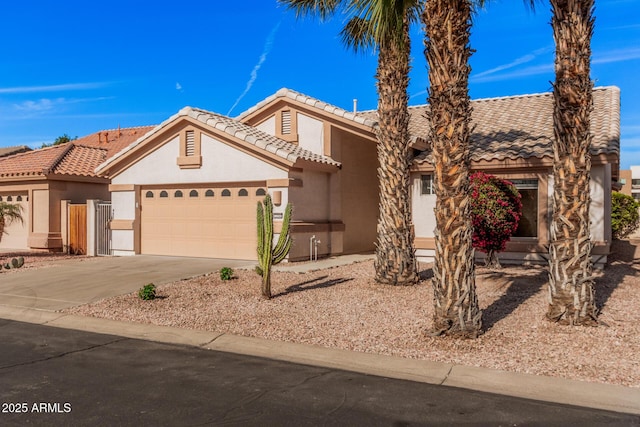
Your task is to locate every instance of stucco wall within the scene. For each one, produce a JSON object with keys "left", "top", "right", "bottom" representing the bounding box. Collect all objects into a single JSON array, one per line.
[
  {"left": 297, "top": 113, "right": 324, "bottom": 155},
  {"left": 112, "top": 134, "right": 288, "bottom": 186},
  {"left": 332, "top": 127, "right": 378, "bottom": 254}
]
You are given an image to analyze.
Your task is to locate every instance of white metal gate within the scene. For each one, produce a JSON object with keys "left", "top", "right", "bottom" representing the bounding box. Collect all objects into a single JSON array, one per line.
[{"left": 96, "top": 202, "right": 112, "bottom": 256}]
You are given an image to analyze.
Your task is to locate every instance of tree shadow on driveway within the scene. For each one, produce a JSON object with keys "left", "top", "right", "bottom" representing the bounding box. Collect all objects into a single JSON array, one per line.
[{"left": 272, "top": 276, "right": 353, "bottom": 298}]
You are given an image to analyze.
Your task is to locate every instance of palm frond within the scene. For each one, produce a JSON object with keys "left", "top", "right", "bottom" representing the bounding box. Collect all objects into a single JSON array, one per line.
[{"left": 277, "top": 0, "right": 341, "bottom": 21}]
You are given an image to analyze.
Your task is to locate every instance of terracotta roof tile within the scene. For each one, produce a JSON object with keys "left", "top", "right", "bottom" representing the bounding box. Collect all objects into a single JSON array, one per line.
[
  {"left": 357, "top": 86, "right": 620, "bottom": 165},
  {"left": 73, "top": 125, "right": 156, "bottom": 158},
  {"left": 0, "top": 144, "right": 71, "bottom": 178},
  {"left": 0, "top": 126, "right": 154, "bottom": 179}
]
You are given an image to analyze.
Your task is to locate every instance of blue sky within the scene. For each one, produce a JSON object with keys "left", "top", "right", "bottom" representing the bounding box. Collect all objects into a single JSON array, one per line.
[{"left": 1, "top": 1, "right": 638, "bottom": 167}]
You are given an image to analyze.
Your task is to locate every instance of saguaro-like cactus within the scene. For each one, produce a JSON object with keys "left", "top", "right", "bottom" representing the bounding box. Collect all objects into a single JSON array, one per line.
[{"left": 257, "top": 194, "right": 292, "bottom": 299}]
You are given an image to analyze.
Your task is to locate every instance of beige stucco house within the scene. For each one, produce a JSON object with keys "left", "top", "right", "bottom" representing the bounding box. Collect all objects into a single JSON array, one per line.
[
  {"left": 2, "top": 86, "right": 620, "bottom": 266},
  {"left": 95, "top": 89, "right": 379, "bottom": 260}
]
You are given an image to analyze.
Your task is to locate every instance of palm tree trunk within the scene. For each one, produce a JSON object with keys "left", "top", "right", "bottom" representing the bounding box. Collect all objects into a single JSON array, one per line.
[
  {"left": 547, "top": 0, "right": 598, "bottom": 326},
  {"left": 374, "top": 17, "right": 418, "bottom": 286},
  {"left": 423, "top": 0, "right": 481, "bottom": 338}
]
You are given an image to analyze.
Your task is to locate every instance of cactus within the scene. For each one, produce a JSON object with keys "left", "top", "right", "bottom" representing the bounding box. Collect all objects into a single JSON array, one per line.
[{"left": 257, "top": 194, "right": 292, "bottom": 299}]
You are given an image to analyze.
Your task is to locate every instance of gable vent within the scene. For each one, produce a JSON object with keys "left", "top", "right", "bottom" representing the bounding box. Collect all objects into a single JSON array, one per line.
[
  {"left": 185, "top": 130, "right": 195, "bottom": 156},
  {"left": 281, "top": 110, "right": 292, "bottom": 135}
]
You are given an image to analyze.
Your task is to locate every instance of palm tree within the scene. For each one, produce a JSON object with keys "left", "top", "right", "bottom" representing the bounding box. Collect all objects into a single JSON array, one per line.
[
  {"left": 278, "top": 0, "right": 422, "bottom": 286},
  {"left": 547, "top": 0, "right": 597, "bottom": 325},
  {"left": 422, "top": 0, "right": 481, "bottom": 337},
  {"left": 0, "top": 202, "right": 24, "bottom": 243}
]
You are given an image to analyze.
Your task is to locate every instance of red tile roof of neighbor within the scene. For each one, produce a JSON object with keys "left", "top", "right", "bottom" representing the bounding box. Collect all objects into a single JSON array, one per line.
[
  {"left": 0, "top": 126, "right": 155, "bottom": 179},
  {"left": 0, "top": 145, "right": 31, "bottom": 158}
]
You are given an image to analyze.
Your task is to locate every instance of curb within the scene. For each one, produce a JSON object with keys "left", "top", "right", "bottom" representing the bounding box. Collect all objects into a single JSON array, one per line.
[{"left": 1, "top": 305, "right": 639, "bottom": 416}]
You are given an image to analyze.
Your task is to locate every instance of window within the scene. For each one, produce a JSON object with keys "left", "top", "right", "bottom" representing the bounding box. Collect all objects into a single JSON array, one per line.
[
  {"left": 221, "top": 189, "right": 231, "bottom": 197},
  {"left": 174, "top": 190, "right": 183, "bottom": 198},
  {"left": 189, "top": 190, "right": 198, "bottom": 197},
  {"left": 160, "top": 191, "right": 168, "bottom": 198},
  {"left": 205, "top": 189, "right": 214, "bottom": 197},
  {"left": 0, "top": 196, "right": 3, "bottom": 201},
  {"left": 145, "top": 191, "right": 154, "bottom": 198},
  {"left": 256, "top": 188, "right": 266, "bottom": 196},
  {"left": 6, "top": 196, "right": 12, "bottom": 201},
  {"left": 633, "top": 179, "right": 640, "bottom": 187},
  {"left": 16, "top": 196, "right": 22, "bottom": 201},
  {"left": 511, "top": 179, "right": 538, "bottom": 238},
  {"left": 421, "top": 175, "right": 434, "bottom": 195},
  {"left": 238, "top": 189, "right": 248, "bottom": 197}
]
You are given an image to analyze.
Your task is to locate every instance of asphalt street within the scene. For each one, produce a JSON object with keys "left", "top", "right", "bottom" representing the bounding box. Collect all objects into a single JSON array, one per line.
[{"left": 0, "top": 320, "right": 638, "bottom": 426}]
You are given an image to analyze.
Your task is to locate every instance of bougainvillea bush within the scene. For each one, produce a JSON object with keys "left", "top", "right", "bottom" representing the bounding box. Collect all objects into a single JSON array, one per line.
[{"left": 469, "top": 172, "right": 522, "bottom": 268}]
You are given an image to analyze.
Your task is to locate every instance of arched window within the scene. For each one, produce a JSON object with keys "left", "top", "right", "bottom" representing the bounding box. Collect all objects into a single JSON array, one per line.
[
  {"left": 189, "top": 190, "right": 199, "bottom": 197},
  {"left": 0, "top": 196, "right": 3, "bottom": 201},
  {"left": 221, "top": 189, "right": 231, "bottom": 197},
  {"left": 174, "top": 190, "right": 183, "bottom": 198},
  {"left": 256, "top": 188, "right": 266, "bottom": 196},
  {"left": 145, "top": 191, "right": 154, "bottom": 198},
  {"left": 205, "top": 189, "right": 214, "bottom": 197},
  {"left": 160, "top": 191, "right": 169, "bottom": 198},
  {"left": 238, "top": 189, "right": 248, "bottom": 197},
  {"left": 16, "top": 196, "right": 22, "bottom": 201},
  {"left": 6, "top": 196, "right": 12, "bottom": 201}
]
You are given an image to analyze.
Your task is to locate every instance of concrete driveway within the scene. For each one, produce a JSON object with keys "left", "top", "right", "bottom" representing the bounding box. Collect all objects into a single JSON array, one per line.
[{"left": 0, "top": 255, "right": 254, "bottom": 311}]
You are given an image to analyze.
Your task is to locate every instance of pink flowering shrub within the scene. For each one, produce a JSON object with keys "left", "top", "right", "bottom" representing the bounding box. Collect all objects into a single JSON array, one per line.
[{"left": 469, "top": 172, "right": 522, "bottom": 267}]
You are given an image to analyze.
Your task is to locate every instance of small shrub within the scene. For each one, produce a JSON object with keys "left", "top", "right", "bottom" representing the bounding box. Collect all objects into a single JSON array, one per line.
[
  {"left": 138, "top": 283, "right": 156, "bottom": 300},
  {"left": 612, "top": 191, "right": 640, "bottom": 239},
  {"left": 219, "top": 267, "right": 234, "bottom": 281}
]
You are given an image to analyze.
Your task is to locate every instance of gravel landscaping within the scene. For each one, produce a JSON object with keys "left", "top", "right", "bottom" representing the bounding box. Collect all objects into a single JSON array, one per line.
[
  {"left": 56, "top": 240, "right": 640, "bottom": 388},
  {"left": 57, "top": 241, "right": 640, "bottom": 387}
]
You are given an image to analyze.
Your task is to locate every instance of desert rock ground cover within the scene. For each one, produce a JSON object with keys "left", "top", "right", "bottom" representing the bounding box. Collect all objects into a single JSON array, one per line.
[{"left": 59, "top": 240, "right": 640, "bottom": 388}]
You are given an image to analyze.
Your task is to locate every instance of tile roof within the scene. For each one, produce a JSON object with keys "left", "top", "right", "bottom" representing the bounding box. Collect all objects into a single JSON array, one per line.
[
  {"left": 98, "top": 107, "right": 341, "bottom": 174},
  {"left": 0, "top": 145, "right": 31, "bottom": 158},
  {"left": 236, "top": 88, "right": 377, "bottom": 129},
  {"left": 0, "top": 126, "right": 154, "bottom": 179},
  {"left": 72, "top": 125, "right": 156, "bottom": 158},
  {"left": 357, "top": 86, "right": 620, "bottom": 164}
]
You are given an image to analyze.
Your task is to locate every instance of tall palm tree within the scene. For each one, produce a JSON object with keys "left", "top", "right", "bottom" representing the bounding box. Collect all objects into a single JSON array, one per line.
[
  {"left": 279, "top": 0, "right": 422, "bottom": 285},
  {"left": 547, "top": 0, "right": 597, "bottom": 325},
  {"left": 422, "top": 0, "right": 481, "bottom": 337},
  {"left": 0, "top": 202, "right": 24, "bottom": 243}
]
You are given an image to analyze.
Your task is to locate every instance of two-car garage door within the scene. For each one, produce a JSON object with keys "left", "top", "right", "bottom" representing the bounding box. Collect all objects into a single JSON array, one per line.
[{"left": 140, "top": 185, "right": 266, "bottom": 259}]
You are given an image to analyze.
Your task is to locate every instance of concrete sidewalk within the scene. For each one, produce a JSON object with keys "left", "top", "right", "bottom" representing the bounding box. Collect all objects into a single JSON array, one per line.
[{"left": 1, "top": 254, "right": 639, "bottom": 417}]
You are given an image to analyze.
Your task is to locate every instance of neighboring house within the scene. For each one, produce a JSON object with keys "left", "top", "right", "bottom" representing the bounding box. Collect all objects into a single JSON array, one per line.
[
  {"left": 617, "top": 169, "right": 631, "bottom": 196},
  {"left": 0, "top": 127, "right": 153, "bottom": 251},
  {"left": 0, "top": 145, "right": 31, "bottom": 158},
  {"left": 629, "top": 166, "right": 640, "bottom": 200}
]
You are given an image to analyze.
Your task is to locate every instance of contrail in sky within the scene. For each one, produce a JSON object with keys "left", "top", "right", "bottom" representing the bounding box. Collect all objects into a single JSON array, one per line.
[{"left": 227, "top": 22, "right": 281, "bottom": 116}]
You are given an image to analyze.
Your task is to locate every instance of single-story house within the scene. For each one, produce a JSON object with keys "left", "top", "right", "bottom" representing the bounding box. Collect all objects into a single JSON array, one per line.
[
  {"left": 0, "top": 127, "right": 153, "bottom": 251},
  {"left": 1, "top": 86, "right": 620, "bottom": 266},
  {"left": 95, "top": 86, "right": 619, "bottom": 266}
]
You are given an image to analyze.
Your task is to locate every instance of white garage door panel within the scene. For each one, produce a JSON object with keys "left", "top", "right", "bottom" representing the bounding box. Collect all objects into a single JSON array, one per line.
[
  {"left": 0, "top": 195, "right": 29, "bottom": 250},
  {"left": 141, "top": 186, "right": 263, "bottom": 259}
]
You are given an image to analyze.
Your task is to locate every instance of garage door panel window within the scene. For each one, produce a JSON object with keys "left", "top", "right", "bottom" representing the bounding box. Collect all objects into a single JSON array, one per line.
[
  {"left": 160, "top": 191, "right": 168, "bottom": 198},
  {"left": 174, "top": 190, "right": 183, "bottom": 198},
  {"left": 256, "top": 188, "right": 266, "bottom": 196},
  {"left": 221, "top": 189, "right": 231, "bottom": 197},
  {"left": 189, "top": 190, "right": 198, "bottom": 197},
  {"left": 238, "top": 189, "right": 248, "bottom": 197},
  {"left": 205, "top": 189, "right": 214, "bottom": 197},
  {"left": 146, "top": 191, "right": 154, "bottom": 198}
]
